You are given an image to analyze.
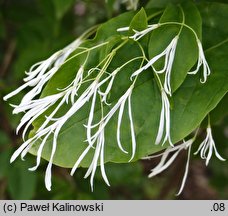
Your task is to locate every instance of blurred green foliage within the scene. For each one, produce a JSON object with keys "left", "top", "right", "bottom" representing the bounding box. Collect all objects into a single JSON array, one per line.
[{"left": 0, "top": 0, "right": 227, "bottom": 199}]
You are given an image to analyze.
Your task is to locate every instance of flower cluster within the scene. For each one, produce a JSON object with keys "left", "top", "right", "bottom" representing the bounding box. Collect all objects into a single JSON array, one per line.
[
  {"left": 5, "top": 32, "right": 143, "bottom": 190},
  {"left": 3, "top": 7, "right": 225, "bottom": 194},
  {"left": 118, "top": 18, "right": 211, "bottom": 149},
  {"left": 144, "top": 138, "right": 194, "bottom": 195},
  {"left": 194, "top": 125, "right": 226, "bottom": 166},
  {"left": 144, "top": 124, "right": 225, "bottom": 195},
  {"left": 116, "top": 14, "right": 224, "bottom": 194}
]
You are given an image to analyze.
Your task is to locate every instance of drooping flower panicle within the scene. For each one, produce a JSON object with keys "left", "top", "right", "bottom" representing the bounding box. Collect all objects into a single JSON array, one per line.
[
  {"left": 3, "top": 38, "right": 83, "bottom": 104},
  {"left": 4, "top": 8, "right": 221, "bottom": 195},
  {"left": 188, "top": 38, "right": 211, "bottom": 83},
  {"left": 145, "top": 138, "right": 194, "bottom": 195},
  {"left": 7, "top": 36, "right": 141, "bottom": 191},
  {"left": 130, "top": 35, "right": 179, "bottom": 96},
  {"left": 194, "top": 126, "right": 226, "bottom": 166}
]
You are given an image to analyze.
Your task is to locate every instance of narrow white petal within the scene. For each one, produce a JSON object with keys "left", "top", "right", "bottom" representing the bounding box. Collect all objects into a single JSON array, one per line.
[
  {"left": 155, "top": 90, "right": 166, "bottom": 145},
  {"left": 129, "top": 24, "right": 159, "bottom": 41},
  {"left": 176, "top": 144, "right": 192, "bottom": 196},
  {"left": 100, "top": 132, "right": 110, "bottom": 186},
  {"left": 87, "top": 139, "right": 101, "bottom": 191},
  {"left": 86, "top": 91, "right": 97, "bottom": 147},
  {"left": 38, "top": 96, "right": 66, "bottom": 133},
  {"left": 20, "top": 137, "right": 40, "bottom": 160},
  {"left": 117, "top": 27, "right": 130, "bottom": 32},
  {"left": 128, "top": 93, "right": 136, "bottom": 161},
  {"left": 70, "top": 144, "right": 92, "bottom": 176},
  {"left": 195, "top": 126, "right": 225, "bottom": 165},
  {"left": 117, "top": 99, "right": 129, "bottom": 154},
  {"left": 149, "top": 150, "right": 180, "bottom": 178},
  {"left": 188, "top": 38, "right": 211, "bottom": 83},
  {"left": 10, "top": 138, "right": 34, "bottom": 163},
  {"left": 3, "top": 78, "right": 38, "bottom": 101},
  {"left": 44, "top": 122, "right": 63, "bottom": 191},
  {"left": 131, "top": 51, "right": 165, "bottom": 78}
]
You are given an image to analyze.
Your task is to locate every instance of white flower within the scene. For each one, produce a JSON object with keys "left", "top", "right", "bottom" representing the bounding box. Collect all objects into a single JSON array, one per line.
[
  {"left": 131, "top": 35, "right": 179, "bottom": 96},
  {"left": 71, "top": 122, "right": 110, "bottom": 191},
  {"left": 155, "top": 89, "right": 172, "bottom": 146},
  {"left": 10, "top": 120, "right": 59, "bottom": 191},
  {"left": 98, "top": 68, "right": 120, "bottom": 105},
  {"left": 85, "top": 72, "right": 124, "bottom": 149},
  {"left": 10, "top": 78, "right": 100, "bottom": 191},
  {"left": 3, "top": 38, "right": 83, "bottom": 103},
  {"left": 9, "top": 65, "right": 134, "bottom": 191},
  {"left": 194, "top": 126, "right": 226, "bottom": 166},
  {"left": 71, "top": 85, "right": 136, "bottom": 190},
  {"left": 65, "top": 65, "right": 84, "bottom": 104},
  {"left": 86, "top": 85, "right": 136, "bottom": 160},
  {"left": 117, "top": 26, "right": 130, "bottom": 32},
  {"left": 16, "top": 92, "right": 65, "bottom": 139},
  {"left": 37, "top": 66, "right": 85, "bottom": 133},
  {"left": 6, "top": 36, "right": 127, "bottom": 191},
  {"left": 188, "top": 38, "right": 211, "bottom": 83},
  {"left": 130, "top": 24, "right": 160, "bottom": 41},
  {"left": 117, "top": 24, "right": 160, "bottom": 41},
  {"left": 14, "top": 65, "right": 85, "bottom": 140},
  {"left": 145, "top": 138, "right": 194, "bottom": 195},
  {"left": 3, "top": 26, "right": 99, "bottom": 107},
  {"left": 4, "top": 66, "right": 58, "bottom": 105}
]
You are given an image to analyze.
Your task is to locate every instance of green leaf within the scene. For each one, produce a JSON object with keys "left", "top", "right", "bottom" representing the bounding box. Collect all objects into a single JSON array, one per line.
[
  {"left": 52, "top": 0, "right": 75, "bottom": 19},
  {"left": 148, "top": 1, "right": 201, "bottom": 94},
  {"left": 129, "top": 8, "right": 148, "bottom": 32},
  {"left": 171, "top": 41, "right": 228, "bottom": 142},
  {"left": 95, "top": 11, "right": 135, "bottom": 41},
  {"left": 129, "top": 8, "right": 148, "bottom": 47},
  {"left": 197, "top": 2, "right": 228, "bottom": 126},
  {"left": 29, "top": 39, "right": 150, "bottom": 167},
  {"left": 27, "top": 3, "right": 228, "bottom": 170}
]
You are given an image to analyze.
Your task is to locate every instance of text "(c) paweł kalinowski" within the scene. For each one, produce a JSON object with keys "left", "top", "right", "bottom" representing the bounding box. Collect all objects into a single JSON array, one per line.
[{"left": 20, "top": 202, "right": 104, "bottom": 212}]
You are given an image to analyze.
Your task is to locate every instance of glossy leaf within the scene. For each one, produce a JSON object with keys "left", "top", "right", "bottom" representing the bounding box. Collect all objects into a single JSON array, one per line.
[
  {"left": 26, "top": 3, "right": 228, "bottom": 170},
  {"left": 129, "top": 8, "right": 148, "bottom": 32}
]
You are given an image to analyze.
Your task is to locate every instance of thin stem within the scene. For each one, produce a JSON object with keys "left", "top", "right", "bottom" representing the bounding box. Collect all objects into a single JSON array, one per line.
[
  {"left": 66, "top": 42, "right": 109, "bottom": 64},
  {"left": 177, "top": 5, "right": 185, "bottom": 37},
  {"left": 159, "top": 21, "right": 199, "bottom": 41},
  {"left": 96, "top": 39, "right": 129, "bottom": 80},
  {"left": 207, "top": 114, "right": 211, "bottom": 127}
]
